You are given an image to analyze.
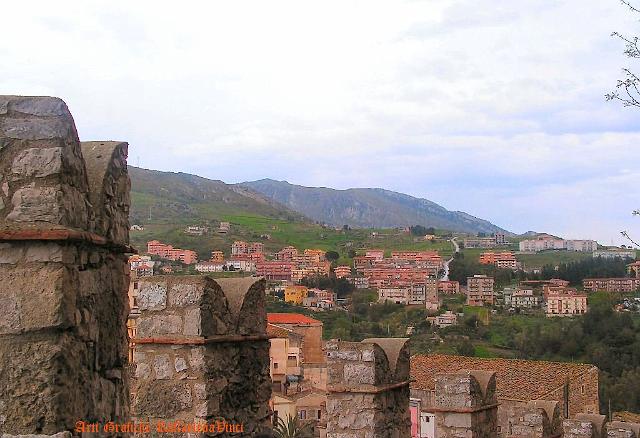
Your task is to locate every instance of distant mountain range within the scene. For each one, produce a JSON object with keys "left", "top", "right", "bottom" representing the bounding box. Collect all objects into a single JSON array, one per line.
[
  {"left": 240, "top": 179, "right": 509, "bottom": 235},
  {"left": 128, "top": 167, "right": 305, "bottom": 224},
  {"left": 128, "top": 167, "right": 509, "bottom": 235}
]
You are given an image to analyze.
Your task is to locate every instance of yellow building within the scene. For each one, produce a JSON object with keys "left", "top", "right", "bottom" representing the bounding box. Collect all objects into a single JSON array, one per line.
[{"left": 285, "top": 285, "right": 308, "bottom": 305}]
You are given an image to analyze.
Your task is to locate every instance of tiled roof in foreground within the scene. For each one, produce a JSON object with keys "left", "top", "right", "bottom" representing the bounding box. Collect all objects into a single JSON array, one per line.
[
  {"left": 411, "top": 354, "right": 597, "bottom": 401},
  {"left": 267, "top": 313, "right": 322, "bottom": 325}
]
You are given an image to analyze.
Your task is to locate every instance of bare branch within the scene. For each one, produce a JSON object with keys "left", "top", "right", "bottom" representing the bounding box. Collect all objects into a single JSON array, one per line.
[
  {"left": 620, "top": 0, "right": 640, "bottom": 14},
  {"left": 621, "top": 231, "right": 640, "bottom": 248}
]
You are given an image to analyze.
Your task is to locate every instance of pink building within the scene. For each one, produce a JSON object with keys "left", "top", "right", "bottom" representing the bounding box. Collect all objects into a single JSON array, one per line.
[
  {"left": 546, "top": 291, "right": 588, "bottom": 317},
  {"left": 146, "top": 240, "right": 198, "bottom": 264},
  {"left": 334, "top": 265, "right": 352, "bottom": 279}
]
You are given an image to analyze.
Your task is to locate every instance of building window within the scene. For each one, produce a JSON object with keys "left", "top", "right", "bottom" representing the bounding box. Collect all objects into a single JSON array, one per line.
[
  {"left": 274, "top": 362, "right": 278, "bottom": 369},
  {"left": 581, "top": 385, "right": 585, "bottom": 394},
  {"left": 298, "top": 410, "right": 307, "bottom": 420},
  {"left": 317, "top": 410, "right": 322, "bottom": 419}
]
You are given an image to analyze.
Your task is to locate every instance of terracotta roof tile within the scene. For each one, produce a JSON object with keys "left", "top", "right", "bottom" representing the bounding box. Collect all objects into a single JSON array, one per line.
[
  {"left": 411, "top": 354, "right": 597, "bottom": 401},
  {"left": 267, "top": 313, "right": 322, "bottom": 325},
  {"left": 267, "top": 323, "right": 291, "bottom": 338}
]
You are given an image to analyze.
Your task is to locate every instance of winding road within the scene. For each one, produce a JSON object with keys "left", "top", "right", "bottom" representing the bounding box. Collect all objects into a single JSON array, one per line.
[{"left": 441, "top": 237, "right": 460, "bottom": 281}]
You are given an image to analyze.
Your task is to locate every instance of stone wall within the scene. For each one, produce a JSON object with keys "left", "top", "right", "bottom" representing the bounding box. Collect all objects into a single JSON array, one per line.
[
  {"left": 325, "top": 338, "right": 410, "bottom": 438},
  {"left": 433, "top": 370, "right": 498, "bottom": 438},
  {"left": 131, "top": 276, "right": 272, "bottom": 436},
  {"left": 563, "top": 414, "right": 639, "bottom": 438},
  {"left": 0, "top": 96, "right": 130, "bottom": 435},
  {"left": 506, "top": 400, "right": 562, "bottom": 438}
]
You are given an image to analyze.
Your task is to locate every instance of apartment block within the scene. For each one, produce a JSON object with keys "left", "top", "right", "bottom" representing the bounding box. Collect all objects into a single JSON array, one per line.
[
  {"left": 333, "top": 265, "right": 352, "bottom": 279},
  {"left": 519, "top": 236, "right": 565, "bottom": 252},
  {"left": 593, "top": 249, "right": 637, "bottom": 259},
  {"left": 194, "top": 261, "right": 225, "bottom": 273},
  {"left": 409, "top": 283, "right": 426, "bottom": 305},
  {"left": 424, "top": 278, "right": 440, "bottom": 311},
  {"left": 210, "top": 250, "right": 225, "bottom": 262},
  {"left": 466, "top": 275, "right": 495, "bottom": 307},
  {"left": 479, "top": 251, "right": 518, "bottom": 270},
  {"left": 146, "top": 240, "right": 198, "bottom": 264},
  {"left": 438, "top": 280, "right": 460, "bottom": 294},
  {"left": 582, "top": 277, "right": 640, "bottom": 293},
  {"left": 510, "top": 289, "right": 541, "bottom": 309},
  {"left": 365, "top": 249, "right": 385, "bottom": 260},
  {"left": 378, "top": 286, "right": 411, "bottom": 304},
  {"left": 256, "top": 261, "right": 293, "bottom": 281},
  {"left": 463, "top": 237, "right": 499, "bottom": 249},
  {"left": 275, "top": 246, "right": 299, "bottom": 261},
  {"left": 231, "top": 240, "right": 249, "bottom": 255},
  {"left": 546, "top": 291, "right": 588, "bottom": 317},
  {"left": 566, "top": 239, "right": 597, "bottom": 252}
]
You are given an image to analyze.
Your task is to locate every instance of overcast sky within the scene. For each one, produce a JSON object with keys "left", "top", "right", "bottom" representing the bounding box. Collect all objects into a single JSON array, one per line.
[{"left": 2, "top": 1, "right": 638, "bottom": 243}]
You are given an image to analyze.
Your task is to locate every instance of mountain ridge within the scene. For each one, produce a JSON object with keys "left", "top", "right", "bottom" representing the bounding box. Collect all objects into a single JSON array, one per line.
[{"left": 240, "top": 178, "right": 510, "bottom": 234}]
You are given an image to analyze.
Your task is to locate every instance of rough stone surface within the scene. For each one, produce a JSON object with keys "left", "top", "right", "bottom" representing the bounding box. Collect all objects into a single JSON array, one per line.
[
  {"left": 131, "top": 276, "right": 272, "bottom": 436},
  {"left": 0, "top": 96, "right": 130, "bottom": 436},
  {"left": 326, "top": 338, "right": 410, "bottom": 438},
  {"left": 434, "top": 370, "right": 498, "bottom": 438}
]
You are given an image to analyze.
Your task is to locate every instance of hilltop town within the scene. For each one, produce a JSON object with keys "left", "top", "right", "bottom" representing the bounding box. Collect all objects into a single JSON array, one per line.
[{"left": 125, "top": 217, "right": 640, "bottom": 437}]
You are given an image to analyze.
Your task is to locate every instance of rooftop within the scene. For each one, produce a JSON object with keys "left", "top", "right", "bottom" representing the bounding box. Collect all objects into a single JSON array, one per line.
[
  {"left": 411, "top": 354, "right": 597, "bottom": 401},
  {"left": 267, "top": 313, "right": 322, "bottom": 325}
]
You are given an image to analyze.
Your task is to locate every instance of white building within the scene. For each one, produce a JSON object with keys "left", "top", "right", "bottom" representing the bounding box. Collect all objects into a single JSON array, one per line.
[
  {"left": 510, "top": 289, "right": 541, "bottom": 309},
  {"left": 593, "top": 249, "right": 636, "bottom": 259},
  {"left": 433, "top": 311, "right": 458, "bottom": 328},
  {"left": 565, "top": 240, "right": 597, "bottom": 252},
  {"left": 519, "top": 237, "right": 565, "bottom": 252},
  {"left": 194, "top": 261, "right": 225, "bottom": 273}
]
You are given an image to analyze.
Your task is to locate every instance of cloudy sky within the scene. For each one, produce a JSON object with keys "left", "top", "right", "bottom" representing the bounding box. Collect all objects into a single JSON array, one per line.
[{"left": 2, "top": 1, "right": 638, "bottom": 243}]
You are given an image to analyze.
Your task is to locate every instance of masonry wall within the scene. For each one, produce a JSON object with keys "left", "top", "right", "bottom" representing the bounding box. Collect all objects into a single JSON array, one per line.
[
  {"left": 131, "top": 276, "right": 272, "bottom": 436},
  {"left": 544, "top": 367, "right": 599, "bottom": 418},
  {"left": 433, "top": 370, "right": 498, "bottom": 438},
  {"left": 326, "top": 338, "right": 410, "bottom": 438},
  {"left": 0, "top": 96, "right": 130, "bottom": 435}
]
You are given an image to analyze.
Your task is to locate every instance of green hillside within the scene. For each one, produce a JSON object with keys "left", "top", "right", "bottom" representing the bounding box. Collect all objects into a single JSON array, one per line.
[{"left": 128, "top": 166, "right": 455, "bottom": 259}]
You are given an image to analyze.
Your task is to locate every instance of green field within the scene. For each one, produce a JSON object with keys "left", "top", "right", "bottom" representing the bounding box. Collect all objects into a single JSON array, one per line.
[{"left": 516, "top": 250, "right": 592, "bottom": 269}]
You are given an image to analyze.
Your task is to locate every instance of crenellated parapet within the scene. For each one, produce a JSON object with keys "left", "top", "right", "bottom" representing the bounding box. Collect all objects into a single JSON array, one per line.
[
  {"left": 325, "top": 337, "right": 410, "bottom": 438},
  {"left": 130, "top": 276, "right": 272, "bottom": 436},
  {"left": 433, "top": 370, "right": 499, "bottom": 438},
  {"left": 0, "top": 96, "right": 131, "bottom": 436},
  {"left": 506, "top": 400, "right": 563, "bottom": 438}
]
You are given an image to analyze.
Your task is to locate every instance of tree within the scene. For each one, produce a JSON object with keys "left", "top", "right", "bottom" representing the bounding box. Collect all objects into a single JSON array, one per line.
[
  {"left": 410, "top": 225, "right": 428, "bottom": 236},
  {"left": 273, "top": 415, "right": 314, "bottom": 438},
  {"left": 606, "top": 1, "right": 640, "bottom": 108},
  {"left": 325, "top": 250, "right": 340, "bottom": 262},
  {"left": 456, "top": 339, "right": 476, "bottom": 357}
]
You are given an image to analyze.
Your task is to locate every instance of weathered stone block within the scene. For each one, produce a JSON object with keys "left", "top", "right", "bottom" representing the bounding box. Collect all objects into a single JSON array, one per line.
[
  {"left": 0, "top": 265, "right": 75, "bottom": 334},
  {"left": 136, "top": 314, "right": 183, "bottom": 337},
  {"left": 10, "top": 147, "right": 63, "bottom": 180},
  {"left": 138, "top": 282, "right": 167, "bottom": 311},
  {"left": 183, "top": 308, "right": 202, "bottom": 336},
  {"left": 3, "top": 96, "right": 70, "bottom": 117},
  {"left": 133, "top": 381, "right": 193, "bottom": 417},
  {"left": 169, "top": 282, "right": 201, "bottom": 307},
  {"left": 0, "top": 116, "right": 76, "bottom": 141},
  {"left": 153, "top": 355, "right": 173, "bottom": 380},
  {"left": 344, "top": 363, "right": 375, "bottom": 385}
]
